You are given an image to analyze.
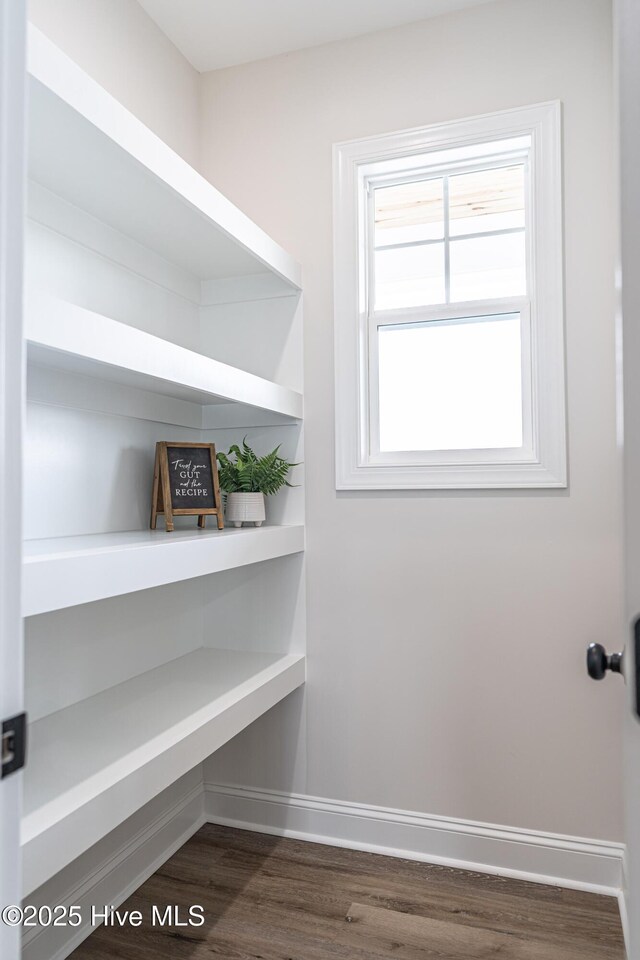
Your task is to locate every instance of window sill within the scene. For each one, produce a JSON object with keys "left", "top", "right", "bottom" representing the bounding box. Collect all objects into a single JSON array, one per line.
[{"left": 336, "top": 458, "right": 567, "bottom": 490}]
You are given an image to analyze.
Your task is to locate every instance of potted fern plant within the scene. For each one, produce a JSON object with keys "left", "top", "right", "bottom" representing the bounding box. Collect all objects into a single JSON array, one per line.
[{"left": 217, "top": 439, "right": 298, "bottom": 528}]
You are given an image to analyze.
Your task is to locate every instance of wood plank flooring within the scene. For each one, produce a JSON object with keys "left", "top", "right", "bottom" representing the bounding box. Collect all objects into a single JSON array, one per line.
[{"left": 70, "top": 824, "right": 625, "bottom": 959}]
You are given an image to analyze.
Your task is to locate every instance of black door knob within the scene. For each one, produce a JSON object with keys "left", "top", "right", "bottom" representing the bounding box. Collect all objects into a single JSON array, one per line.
[{"left": 587, "top": 643, "right": 623, "bottom": 680}]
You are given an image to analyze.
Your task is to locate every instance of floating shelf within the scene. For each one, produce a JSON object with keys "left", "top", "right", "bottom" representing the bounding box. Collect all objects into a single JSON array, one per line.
[
  {"left": 23, "top": 525, "right": 305, "bottom": 617},
  {"left": 27, "top": 26, "right": 301, "bottom": 289},
  {"left": 22, "top": 647, "right": 306, "bottom": 895},
  {"left": 26, "top": 296, "right": 303, "bottom": 422}
]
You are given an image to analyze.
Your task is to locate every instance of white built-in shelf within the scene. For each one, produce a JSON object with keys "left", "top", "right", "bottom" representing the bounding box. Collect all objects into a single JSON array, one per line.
[
  {"left": 27, "top": 26, "right": 301, "bottom": 290},
  {"left": 26, "top": 296, "right": 303, "bottom": 423},
  {"left": 23, "top": 525, "right": 305, "bottom": 617},
  {"left": 22, "top": 647, "right": 306, "bottom": 895}
]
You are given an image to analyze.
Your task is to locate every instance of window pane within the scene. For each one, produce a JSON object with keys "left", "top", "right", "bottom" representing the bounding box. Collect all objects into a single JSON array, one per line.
[
  {"left": 449, "top": 165, "right": 525, "bottom": 237},
  {"left": 378, "top": 314, "right": 523, "bottom": 452},
  {"left": 375, "top": 243, "right": 445, "bottom": 310},
  {"left": 374, "top": 179, "right": 444, "bottom": 246},
  {"left": 449, "top": 231, "right": 526, "bottom": 302}
]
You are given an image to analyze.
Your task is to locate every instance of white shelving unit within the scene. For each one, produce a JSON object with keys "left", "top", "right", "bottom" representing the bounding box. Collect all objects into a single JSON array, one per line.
[
  {"left": 24, "top": 525, "right": 305, "bottom": 616},
  {"left": 27, "top": 27, "right": 301, "bottom": 289},
  {"left": 22, "top": 26, "right": 306, "bottom": 903},
  {"left": 22, "top": 648, "right": 305, "bottom": 896},
  {"left": 26, "top": 296, "right": 303, "bottom": 424}
]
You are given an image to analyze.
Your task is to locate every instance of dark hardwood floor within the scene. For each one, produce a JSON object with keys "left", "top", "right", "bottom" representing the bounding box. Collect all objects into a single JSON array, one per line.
[{"left": 70, "top": 824, "right": 625, "bottom": 959}]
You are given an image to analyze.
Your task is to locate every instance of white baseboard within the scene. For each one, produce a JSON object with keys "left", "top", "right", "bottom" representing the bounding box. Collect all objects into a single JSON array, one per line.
[
  {"left": 204, "top": 782, "right": 624, "bottom": 897},
  {"left": 22, "top": 771, "right": 205, "bottom": 960},
  {"left": 619, "top": 890, "right": 630, "bottom": 958},
  {"left": 619, "top": 852, "right": 630, "bottom": 958}
]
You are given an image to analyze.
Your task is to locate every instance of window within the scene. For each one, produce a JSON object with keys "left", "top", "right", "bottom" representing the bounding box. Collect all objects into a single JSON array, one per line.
[{"left": 334, "top": 103, "right": 565, "bottom": 489}]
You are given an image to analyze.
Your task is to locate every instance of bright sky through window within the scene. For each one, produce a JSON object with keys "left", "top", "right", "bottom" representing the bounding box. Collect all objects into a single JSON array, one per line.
[{"left": 378, "top": 314, "right": 523, "bottom": 452}]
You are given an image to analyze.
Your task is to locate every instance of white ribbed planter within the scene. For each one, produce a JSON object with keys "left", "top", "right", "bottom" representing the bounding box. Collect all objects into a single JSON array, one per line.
[{"left": 225, "top": 492, "right": 266, "bottom": 528}]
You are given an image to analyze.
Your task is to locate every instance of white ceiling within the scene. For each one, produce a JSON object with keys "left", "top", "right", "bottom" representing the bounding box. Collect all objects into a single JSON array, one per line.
[{"left": 137, "top": 0, "right": 495, "bottom": 72}]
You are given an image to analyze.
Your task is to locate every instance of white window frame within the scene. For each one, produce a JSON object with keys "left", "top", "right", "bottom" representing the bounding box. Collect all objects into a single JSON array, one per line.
[{"left": 333, "top": 102, "right": 566, "bottom": 489}]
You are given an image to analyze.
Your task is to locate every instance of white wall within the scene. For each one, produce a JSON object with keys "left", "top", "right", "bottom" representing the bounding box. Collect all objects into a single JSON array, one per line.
[
  {"left": 199, "top": 0, "right": 624, "bottom": 843},
  {"left": 28, "top": 0, "right": 200, "bottom": 166}
]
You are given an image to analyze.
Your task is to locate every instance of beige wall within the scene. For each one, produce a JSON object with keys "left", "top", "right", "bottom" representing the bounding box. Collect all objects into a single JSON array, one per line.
[
  {"left": 28, "top": 0, "right": 200, "bottom": 166},
  {"left": 200, "top": 0, "right": 623, "bottom": 841}
]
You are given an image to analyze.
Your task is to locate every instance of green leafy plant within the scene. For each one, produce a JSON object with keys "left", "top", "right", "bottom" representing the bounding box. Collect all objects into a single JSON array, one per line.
[{"left": 217, "top": 439, "right": 298, "bottom": 495}]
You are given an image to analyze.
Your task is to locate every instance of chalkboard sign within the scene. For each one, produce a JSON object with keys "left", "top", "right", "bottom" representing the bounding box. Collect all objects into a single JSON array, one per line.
[
  {"left": 166, "top": 446, "right": 215, "bottom": 510},
  {"left": 150, "top": 442, "right": 223, "bottom": 532}
]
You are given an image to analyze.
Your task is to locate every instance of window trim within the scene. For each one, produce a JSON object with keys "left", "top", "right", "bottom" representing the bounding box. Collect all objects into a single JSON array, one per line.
[{"left": 333, "top": 101, "right": 566, "bottom": 490}]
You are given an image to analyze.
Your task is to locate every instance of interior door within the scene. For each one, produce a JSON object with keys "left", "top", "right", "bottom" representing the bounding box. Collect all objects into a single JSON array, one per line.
[
  {"left": 0, "top": 0, "right": 26, "bottom": 957},
  {"left": 618, "top": 0, "right": 640, "bottom": 955}
]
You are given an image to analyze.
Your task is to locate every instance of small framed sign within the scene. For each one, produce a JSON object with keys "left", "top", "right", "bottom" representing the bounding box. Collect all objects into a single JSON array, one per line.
[{"left": 150, "top": 442, "right": 224, "bottom": 532}]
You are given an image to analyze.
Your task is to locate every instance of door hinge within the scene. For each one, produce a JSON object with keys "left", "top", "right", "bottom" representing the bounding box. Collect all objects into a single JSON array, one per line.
[{"left": 1, "top": 713, "right": 27, "bottom": 778}]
